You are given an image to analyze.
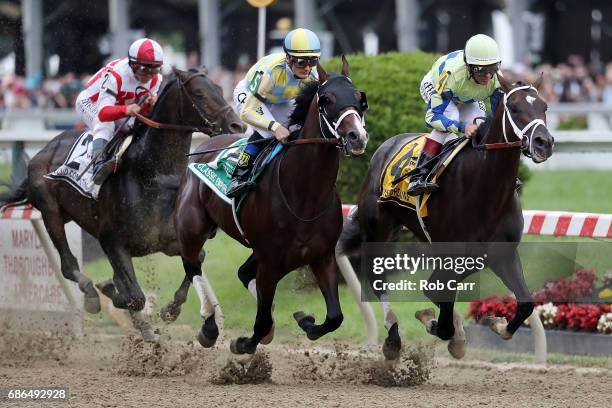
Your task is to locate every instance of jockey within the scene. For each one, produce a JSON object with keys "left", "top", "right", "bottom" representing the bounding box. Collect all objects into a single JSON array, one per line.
[
  {"left": 75, "top": 38, "right": 164, "bottom": 185},
  {"left": 407, "top": 33, "right": 504, "bottom": 196},
  {"left": 226, "top": 27, "right": 320, "bottom": 198}
]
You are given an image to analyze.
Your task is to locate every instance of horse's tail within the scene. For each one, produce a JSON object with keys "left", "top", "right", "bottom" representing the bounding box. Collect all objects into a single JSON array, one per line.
[
  {"left": 336, "top": 205, "right": 362, "bottom": 256},
  {"left": 0, "top": 158, "right": 30, "bottom": 210}
]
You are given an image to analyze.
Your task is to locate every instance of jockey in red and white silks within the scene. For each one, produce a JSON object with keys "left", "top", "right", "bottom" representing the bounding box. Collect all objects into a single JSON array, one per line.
[{"left": 75, "top": 38, "right": 164, "bottom": 184}]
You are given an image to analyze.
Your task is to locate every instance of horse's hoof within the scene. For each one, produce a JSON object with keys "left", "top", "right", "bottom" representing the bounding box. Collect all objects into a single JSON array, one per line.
[
  {"left": 293, "top": 311, "right": 315, "bottom": 329},
  {"left": 415, "top": 308, "right": 437, "bottom": 334},
  {"left": 448, "top": 339, "right": 467, "bottom": 359},
  {"left": 260, "top": 324, "right": 275, "bottom": 345},
  {"left": 382, "top": 322, "right": 402, "bottom": 360},
  {"left": 197, "top": 330, "right": 217, "bottom": 348},
  {"left": 83, "top": 295, "right": 101, "bottom": 314},
  {"left": 141, "top": 329, "right": 160, "bottom": 343},
  {"left": 415, "top": 308, "right": 436, "bottom": 324},
  {"left": 230, "top": 337, "right": 256, "bottom": 355},
  {"left": 196, "top": 315, "right": 219, "bottom": 348},
  {"left": 448, "top": 309, "right": 467, "bottom": 359},
  {"left": 482, "top": 316, "right": 513, "bottom": 340},
  {"left": 95, "top": 279, "right": 116, "bottom": 298},
  {"left": 160, "top": 303, "right": 181, "bottom": 322}
]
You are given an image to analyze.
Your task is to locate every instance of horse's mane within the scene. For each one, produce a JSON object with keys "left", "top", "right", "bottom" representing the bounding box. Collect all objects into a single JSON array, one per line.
[
  {"left": 473, "top": 114, "right": 493, "bottom": 144},
  {"left": 288, "top": 80, "right": 320, "bottom": 127}
]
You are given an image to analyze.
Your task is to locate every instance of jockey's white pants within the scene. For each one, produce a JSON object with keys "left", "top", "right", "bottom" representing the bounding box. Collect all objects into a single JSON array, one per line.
[
  {"left": 419, "top": 71, "right": 486, "bottom": 144},
  {"left": 233, "top": 80, "right": 295, "bottom": 139},
  {"left": 75, "top": 90, "right": 134, "bottom": 158}
]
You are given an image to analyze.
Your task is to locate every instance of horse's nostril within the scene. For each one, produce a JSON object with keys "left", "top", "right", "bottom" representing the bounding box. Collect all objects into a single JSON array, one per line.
[{"left": 348, "top": 131, "right": 358, "bottom": 141}]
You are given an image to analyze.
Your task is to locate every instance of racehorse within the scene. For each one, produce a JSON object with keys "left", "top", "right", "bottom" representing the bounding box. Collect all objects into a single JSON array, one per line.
[
  {"left": 168, "top": 57, "right": 369, "bottom": 354},
  {"left": 337, "top": 74, "right": 554, "bottom": 359},
  {"left": 0, "top": 67, "right": 245, "bottom": 340}
]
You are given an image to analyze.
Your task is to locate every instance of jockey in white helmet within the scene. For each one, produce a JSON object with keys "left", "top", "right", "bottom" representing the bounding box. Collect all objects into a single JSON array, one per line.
[
  {"left": 409, "top": 34, "right": 504, "bottom": 196},
  {"left": 75, "top": 38, "right": 164, "bottom": 185}
]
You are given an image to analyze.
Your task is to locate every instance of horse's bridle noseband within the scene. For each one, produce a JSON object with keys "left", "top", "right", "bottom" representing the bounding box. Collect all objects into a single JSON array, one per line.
[{"left": 502, "top": 85, "right": 547, "bottom": 158}]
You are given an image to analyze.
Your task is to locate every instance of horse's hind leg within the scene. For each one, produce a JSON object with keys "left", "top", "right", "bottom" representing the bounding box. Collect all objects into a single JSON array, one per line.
[
  {"left": 39, "top": 210, "right": 100, "bottom": 313},
  {"left": 230, "top": 263, "right": 277, "bottom": 355},
  {"left": 294, "top": 254, "right": 344, "bottom": 340},
  {"left": 415, "top": 267, "right": 467, "bottom": 358}
]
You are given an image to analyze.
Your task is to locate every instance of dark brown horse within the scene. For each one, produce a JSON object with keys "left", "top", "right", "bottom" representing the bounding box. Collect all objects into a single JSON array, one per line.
[
  {"left": 337, "top": 75, "right": 554, "bottom": 359},
  {"left": 0, "top": 68, "right": 245, "bottom": 340},
  {"left": 167, "top": 58, "right": 369, "bottom": 354}
]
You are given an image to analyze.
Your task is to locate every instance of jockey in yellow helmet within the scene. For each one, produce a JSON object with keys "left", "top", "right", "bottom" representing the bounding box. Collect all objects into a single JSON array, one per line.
[
  {"left": 227, "top": 28, "right": 320, "bottom": 198},
  {"left": 408, "top": 34, "right": 504, "bottom": 196}
]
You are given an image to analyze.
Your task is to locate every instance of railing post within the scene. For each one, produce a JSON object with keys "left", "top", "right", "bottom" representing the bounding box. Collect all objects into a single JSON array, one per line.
[{"left": 11, "top": 141, "right": 25, "bottom": 183}]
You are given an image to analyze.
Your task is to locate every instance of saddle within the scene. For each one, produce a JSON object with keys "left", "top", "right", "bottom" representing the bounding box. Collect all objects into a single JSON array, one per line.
[
  {"left": 45, "top": 129, "right": 137, "bottom": 200},
  {"left": 188, "top": 137, "right": 284, "bottom": 207},
  {"left": 378, "top": 134, "right": 468, "bottom": 217}
]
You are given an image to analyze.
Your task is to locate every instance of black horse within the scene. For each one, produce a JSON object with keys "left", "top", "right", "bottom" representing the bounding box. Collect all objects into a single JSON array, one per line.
[
  {"left": 169, "top": 58, "right": 369, "bottom": 354},
  {"left": 337, "top": 74, "right": 554, "bottom": 359},
  {"left": 0, "top": 68, "right": 245, "bottom": 340}
]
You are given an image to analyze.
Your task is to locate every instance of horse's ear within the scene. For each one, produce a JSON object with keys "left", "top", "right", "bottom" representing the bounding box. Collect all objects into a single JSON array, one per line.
[
  {"left": 341, "top": 54, "right": 350, "bottom": 77},
  {"left": 172, "top": 66, "right": 188, "bottom": 80},
  {"left": 532, "top": 72, "right": 544, "bottom": 91},
  {"left": 317, "top": 61, "right": 328, "bottom": 84},
  {"left": 497, "top": 72, "right": 512, "bottom": 92}
]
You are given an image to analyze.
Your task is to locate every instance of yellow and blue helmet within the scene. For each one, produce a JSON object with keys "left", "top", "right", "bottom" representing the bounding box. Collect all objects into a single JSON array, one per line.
[{"left": 283, "top": 28, "right": 321, "bottom": 58}]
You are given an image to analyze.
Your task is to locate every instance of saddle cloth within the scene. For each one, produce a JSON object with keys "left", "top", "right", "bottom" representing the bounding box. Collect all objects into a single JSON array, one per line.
[
  {"left": 378, "top": 134, "right": 468, "bottom": 217},
  {"left": 188, "top": 138, "right": 283, "bottom": 207},
  {"left": 45, "top": 131, "right": 102, "bottom": 200}
]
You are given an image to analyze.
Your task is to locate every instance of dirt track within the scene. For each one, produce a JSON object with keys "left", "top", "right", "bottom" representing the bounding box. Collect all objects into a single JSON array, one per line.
[{"left": 1, "top": 332, "right": 609, "bottom": 408}]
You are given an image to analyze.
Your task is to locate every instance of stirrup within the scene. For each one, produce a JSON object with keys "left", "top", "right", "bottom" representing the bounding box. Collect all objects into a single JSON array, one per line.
[
  {"left": 226, "top": 180, "right": 256, "bottom": 198},
  {"left": 407, "top": 178, "right": 439, "bottom": 196}
]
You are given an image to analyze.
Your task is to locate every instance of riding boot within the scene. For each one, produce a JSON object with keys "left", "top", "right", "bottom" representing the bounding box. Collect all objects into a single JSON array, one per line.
[
  {"left": 91, "top": 139, "right": 117, "bottom": 185},
  {"left": 406, "top": 137, "right": 443, "bottom": 196},
  {"left": 226, "top": 132, "right": 264, "bottom": 198}
]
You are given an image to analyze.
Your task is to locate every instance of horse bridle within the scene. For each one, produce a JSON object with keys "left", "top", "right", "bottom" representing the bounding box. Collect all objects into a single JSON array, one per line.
[
  {"left": 501, "top": 84, "right": 547, "bottom": 158},
  {"left": 316, "top": 78, "right": 368, "bottom": 156},
  {"left": 471, "top": 84, "right": 547, "bottom": 157}
]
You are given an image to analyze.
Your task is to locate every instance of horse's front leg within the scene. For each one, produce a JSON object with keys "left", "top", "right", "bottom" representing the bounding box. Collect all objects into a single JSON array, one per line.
[
  {"left": 160, "top": 250, "right": 206, "bottom": 323},
  {"left": 96, "top": 236, "right": 158, "bottom": 342},
  {"left": 486, "top": 249, "right": 534, "bottom": 339},
  {"left": 230, "top": 263, "right": 277, "bottom": 355},
  {"left": 294, "top": 255, "right": 344, "bottom": 341}
]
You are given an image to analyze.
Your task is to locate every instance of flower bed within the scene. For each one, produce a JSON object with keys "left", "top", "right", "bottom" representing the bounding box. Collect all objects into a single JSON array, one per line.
[{"left": 467, "top": 270, "right": 612, "bottom": 334}]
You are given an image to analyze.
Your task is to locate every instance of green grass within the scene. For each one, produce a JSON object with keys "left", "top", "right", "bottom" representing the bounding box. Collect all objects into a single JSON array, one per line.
[
  {"left": 0, "top": 163, "right": 10, "bottom": 192},
  {"left": 520, "top": 170, "right": 612, "bottom": 213}
]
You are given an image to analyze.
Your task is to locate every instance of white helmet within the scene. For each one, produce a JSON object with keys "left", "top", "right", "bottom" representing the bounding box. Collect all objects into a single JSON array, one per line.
[
  {"left": 128, "top": 38, "right": 164, "bottom": 66},
  {"left": 464, "top": 34, "right": 501, "bottom": 66}
]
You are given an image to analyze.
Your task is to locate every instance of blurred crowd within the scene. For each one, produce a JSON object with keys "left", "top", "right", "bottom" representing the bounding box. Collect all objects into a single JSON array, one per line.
[
  {"left": 0, "top": 72, "right": 87, "bottom": 111},
  {"left": 2, "top": 55, "right": 612, "bottom": 112},
  {"left": 507, "top": 55, "right": 612, "bottom": 105}
]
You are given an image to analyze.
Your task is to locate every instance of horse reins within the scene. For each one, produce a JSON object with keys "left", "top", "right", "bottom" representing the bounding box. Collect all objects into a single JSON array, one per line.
[{"left": 185, "top": 137, "right": 339, "bottom": 157}]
